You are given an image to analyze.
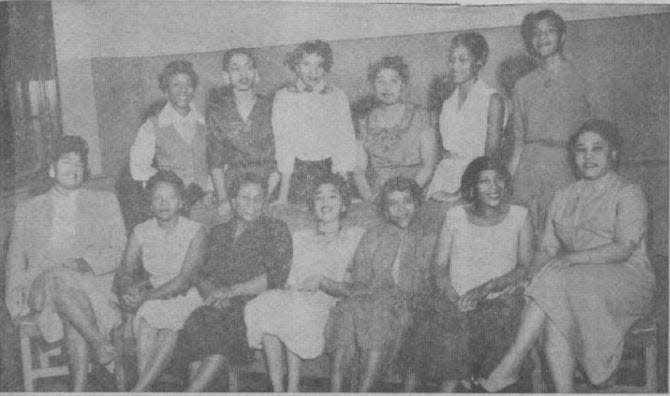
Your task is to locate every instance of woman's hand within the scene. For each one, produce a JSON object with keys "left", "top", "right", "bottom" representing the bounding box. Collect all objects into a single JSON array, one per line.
[
  {"left": 217, "top": 198, "right": 232, "bottom": 218},
  {"left": 457, "top": 283, "right": 490, "bottom": 312},
  {"left": 298, "top": 274, "right": 324, "bottom": 292},
  {"left": 62, "top": 258, "right": 94, "bottom": 274},
  {"left": 121, "top": 286, "right": 149, "bottom": 310},
  {"left": 536, "top": 256, "right": 573, "bottom": 279},
  {"left": 430, "top": 190, "right": 460, "bottom": 203},
  {"left": 204, "top": 287, "right": 233, "bottom": 309}
]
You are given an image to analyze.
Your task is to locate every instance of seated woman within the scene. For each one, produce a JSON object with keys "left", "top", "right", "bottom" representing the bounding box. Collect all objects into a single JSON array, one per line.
[
  {"left": 5, "top": 135, "right": 126, "bottom": 391},
  {"left": 245, "top": 174, "right": 365, "bottom": 392},
  {"left": 272, "top": 40, "right": 357, "bottom": 207},
  {"left": 129, "top": 60, "right": 217, "bottom": 227},
  {"left": 119, "top": 170, "right": 206, "bottom": 392},
  {"left": 175, "top": 172, "right": 293, "bottom": 392},
  {"left": 325, "top": 176, "right": 437, "bottom": 392},
  {"left": 207, "top": 48, "right": 280, "bottom": 218},
  {"left": 472, "top": 120, "right": 655, "bottom": 392},
  {"left": 353, "top": 56, "right": 436, "bottom": 202},
  {"left": 426, "top": 32, "right": 505, "bottom": 203},
  {"left": 404, "top": 157, "right": 532, "bottom": 392}
]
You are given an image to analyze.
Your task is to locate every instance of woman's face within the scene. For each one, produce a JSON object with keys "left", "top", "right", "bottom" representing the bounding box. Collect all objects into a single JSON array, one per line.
[
  {"left": 233, "top": 182, "right": 265, "bottom": 223},
  {"left": 51, "top": 151, "right": 85, "bottom": 190},
  {"left": 166, "top": 73, "right": 195, "bottom": 110},
  {"left": 296, "top": 52, "right": 326, "bottom": 89},
  {"left": 374, "top": 68, "right": 405, "bottom": 105},
  {"left": 151, "top": 182, "right": 182, "bottom": 222},
  {"left": 531, "top": 18, "right": 563, "bottom": 58},
  {"left": 574, "top": 131, "right": 615, "bottom": 181},
  {"left": 449, "top": 45, "right": 477, "bottom": 85},
  {"left": 385, "top": 190, "right": 417, "bottom": 229},
  {"left": 475, "top": 169, "right": 506, "bottom": 209},
  {"left": 227, "top": 53, "right": 256, "bottom": 91},
  {"left": 313, "top": 183, "right": 344, "bottom": 224}
]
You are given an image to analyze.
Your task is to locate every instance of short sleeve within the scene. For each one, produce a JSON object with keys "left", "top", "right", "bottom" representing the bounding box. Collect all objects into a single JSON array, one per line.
[{"left": 615, "top": 184, "right": 648, "bottom": 246}]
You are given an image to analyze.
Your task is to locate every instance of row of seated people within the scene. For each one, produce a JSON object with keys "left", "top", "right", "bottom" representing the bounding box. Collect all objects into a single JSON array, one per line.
[
  {"left": 121, "top": 8, "right": 592, "bottom": 250},
  {"left": 5, "top": 116, "right": 655, "bottom": 392}
]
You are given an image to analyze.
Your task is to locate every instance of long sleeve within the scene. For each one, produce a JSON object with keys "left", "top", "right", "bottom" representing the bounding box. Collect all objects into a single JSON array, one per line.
[
  {"left": 81, "top": 193, "right": 127, "bottom": 275},
  {"left": 330, "top": 90, "right": 357, "bottom": 174},
  {"left": 130, "top": 119, "right": 158, "bottom": 182},
  {"left": 271, "top": 90, "right": 296, "bottom": 175},
  {"left": 5, "top": 202, "right": 30, "bottom": 318},
  {"left": 264, "top": 220, "right": 293, "bottom": 289}
]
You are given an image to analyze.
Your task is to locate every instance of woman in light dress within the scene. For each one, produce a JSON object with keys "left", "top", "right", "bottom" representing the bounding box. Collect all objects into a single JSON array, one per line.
[
  {"left": 472, "top": 120, "right": 655, "bottom": 392},
  {"left": 245, "top": 174, "right": 365, "bottom": 392},
  {"left": 118, "top": 170, "right": 206, "bottom": 392},
  {"left": 427, "top": 32, "right": 505, "bottom": 203}
]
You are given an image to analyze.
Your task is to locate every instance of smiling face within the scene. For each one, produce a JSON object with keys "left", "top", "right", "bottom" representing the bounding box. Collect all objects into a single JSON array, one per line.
[
  {"left": 51, "top": 151, "right": 85, "bottom": 190},
  {"left": 373, "top": 68, "right": 405, "bottom": 105},
  {"left": 385, "top": 190, "right": 417, "bottom": 229},
  {"left": 574, "top": 131, "right": 616, "bottom": 181},
  {"left": 313, "top": 183, "right": 344, "bottom": 224},
  {"left": 449, "top": 45, "right": 478, "bottom": 85},
  {"left": 296, "top": 52, "right": 326, "bottom": 89},
  {"left": 166, "top": 73, "right": 195, "bottom": 111},
  {"left": 227, "top": 53, "right": 257, "bottom": 91},
  {"left": 475, "top": 169, "right": 506, "bottom": 209},
  {"left": 150, "top": 181, "right": 182, "bottom": 222},
  {"left": 531, "top": 18, "right": 564, "bottom": 59},
  {"left": 233, "top": 182, "right": 266, "bottom": 223}
]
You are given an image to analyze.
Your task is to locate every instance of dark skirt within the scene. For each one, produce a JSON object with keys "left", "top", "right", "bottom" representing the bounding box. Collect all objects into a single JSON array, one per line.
[
  {"left": 175, "top": 299, "right": 253, "bottom": 366},
  {"left": 288, "top": 158, "right": 332, "bottom": 205},
  {"left": 402, "top": 291, "right": 528, "bottom": 384}
]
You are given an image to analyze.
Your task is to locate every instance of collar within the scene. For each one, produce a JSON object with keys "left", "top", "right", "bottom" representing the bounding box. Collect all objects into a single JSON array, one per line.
[
  {"left": 158, "top": 101, "right": 205, "bottom": 127},
  {"left": 579, "top": 170, "right": 618, "bottom": 194},
  {"left": 295, "top": 79, "right": 330, "bottom": 94}
]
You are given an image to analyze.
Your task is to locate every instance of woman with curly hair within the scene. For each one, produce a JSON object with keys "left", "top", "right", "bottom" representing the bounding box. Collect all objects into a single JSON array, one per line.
[
  {"left": 272, "top": 40, "right": 357, "bottom": 207},
  {"left": 353, "top": 56, "right": 437, "bottom": 202}
]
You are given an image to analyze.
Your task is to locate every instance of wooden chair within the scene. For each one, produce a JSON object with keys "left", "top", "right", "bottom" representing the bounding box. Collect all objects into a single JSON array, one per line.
[{"left": 18, "top": 317, "right": 69, "bottom": 392}]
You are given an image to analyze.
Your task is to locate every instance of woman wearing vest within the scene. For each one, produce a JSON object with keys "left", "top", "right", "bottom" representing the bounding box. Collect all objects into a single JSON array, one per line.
[{"left": 130, "top": 60, "right": 219, "bottom": 227}]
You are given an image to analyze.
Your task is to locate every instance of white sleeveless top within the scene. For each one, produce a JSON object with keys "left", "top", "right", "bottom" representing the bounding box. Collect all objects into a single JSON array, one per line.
[
  {"left": 447, "top": 204, "right": 528, "bottom": 295},
  {"left": 427, "top": 79, "right": 498, "bottom": 195}
]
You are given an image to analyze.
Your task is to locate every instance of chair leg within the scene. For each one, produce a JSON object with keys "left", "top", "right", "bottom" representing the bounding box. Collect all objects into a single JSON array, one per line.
[
  {"left": 228, "top": 365, "right": 239, "bottom": 392},
  {"left": 644, "top": 343, "right": 657, "bottom": 392},
  {"left": 20, "top": 330, "right": 35, "bottom": 392}
]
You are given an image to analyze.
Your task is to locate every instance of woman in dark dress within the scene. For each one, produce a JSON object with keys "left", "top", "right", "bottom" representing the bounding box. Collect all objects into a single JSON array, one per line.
[{"left": 175, "top": 172, "right": 293, "bottom": 391}]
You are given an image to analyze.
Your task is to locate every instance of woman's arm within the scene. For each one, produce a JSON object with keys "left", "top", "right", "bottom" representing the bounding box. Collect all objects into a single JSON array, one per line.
[
  {"left": 129, "top": 121, "right": 158, "bottom": 184},
  {"left": 414, "top": 120, "right": 438, "bottom": 188},
  {"left": 353, "top": 140, "right": 373, "bottom": 201},
  {"left": 484, "top": 93, "right": 505, "bottom": 158},
  {"left": 145, "top": 227, "right": 207, "bottom": 301},
  {"left": 435, "top": 212, "right": 460, "bottom": 302},
  {"left": 271, "top": 92, "right": 295, "bottom": 204},
  {"left": 507, "top": 90, "right": 526, "bottom": 176}
]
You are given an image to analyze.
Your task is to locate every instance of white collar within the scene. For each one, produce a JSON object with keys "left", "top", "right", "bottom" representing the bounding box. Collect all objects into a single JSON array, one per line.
[{"left": 158, "top": 102, "right": 205, "bottom": 127}]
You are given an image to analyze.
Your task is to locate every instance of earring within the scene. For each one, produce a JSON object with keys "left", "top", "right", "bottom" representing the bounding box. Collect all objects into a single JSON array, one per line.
[
  {"left": 222, "top": 72, "right": 231, "bottom": 86},
  {"left": 48, "top": 166, "right": 55, "bottom": 179},
  {"left": 253, "top": 72, "right": 261, "bottom": 86}
]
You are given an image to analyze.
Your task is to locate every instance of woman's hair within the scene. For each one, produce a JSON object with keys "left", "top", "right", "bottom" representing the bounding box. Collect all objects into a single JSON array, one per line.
[
  {"left": 451, "top": 32, "right": 489, "bottom": 70},
  {"left": 222, "top": 48, "right": 257, "bottom": 71},
  {"left": 376, "top": 176, "right": 423, "bottom": 216},
  {"left": 285, "top": 40, "right": 334, "bottom": 73},
  {"left": 48, "top": 135, "right": 90, "bottom": 182},
  {"left": 157, "top": 60, "right": 199, "bottom": 92},
  {"left": 145, "top": 169, "right": 185, "bottom": 199},
  {"left": 367, "top": 56, "right": 410, "bottom": 84},
  {"left": 568, "top": 119, "right": 623, "bottom": 170},
  {"left": 460, "top": 156, "right": 512, "bottom": 203},
  {"left": 306, "top": 173, "right": 352, "bottom": 218},
  {"left": 521, "top": 9, "right": 566, "bottom": 56},
  {"left": 229, "top": 172, "right": 269, "bottom": 199}
]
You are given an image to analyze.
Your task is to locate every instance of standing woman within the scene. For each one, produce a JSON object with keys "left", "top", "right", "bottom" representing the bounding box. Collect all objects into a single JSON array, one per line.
[
  {"left": 426, "top": 32, "right": 505, "bottom": 203},
  {"left": 207, "top": 48, "right": 280, "bottom": 218},
  {"left": 119, "top": 170, "right": 206, "bottom": 392},
  {"left": 244, "top": 175, "right": 365, "bottom": 392},
  {"left": 508, "top": 10, "right": 592, "bottom": 237},
  {"left": 272, "top": 40, "right": 358, "bottom": 207},
  {"left": 130, "top": 60, "right": 217, "bottom": 226},
  {"left": 353, "top": 56, "right": 437, "bottom": 202},
  {"left": 473, "top": 120, "right": 655, "bottom": 392}
]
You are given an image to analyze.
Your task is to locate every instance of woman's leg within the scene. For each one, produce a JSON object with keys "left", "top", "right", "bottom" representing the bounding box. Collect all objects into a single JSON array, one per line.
[
  {"left": 262, "top": 333, "right": 285, "bottom": 392},
  {"left": 480, "top": 301, "right": 547, "bottom": 391},
  {"left": 358, "top": 349, "right": 383, "bottom": 392},
  {"left": 186, "top": 355, "right": 226, "bottom": 392},
  {"left": 544, "top": 319, "right": 575, "bottom": 392},
  {"left": 330, "top": 343, "right": 355, "bottom": 392},
  {"left": 132, "top": 327, "right": 179, "bottom": 391},
  {"left": 287, "top": 349, "right": 301, "bottom": 392},
  {"left": 52, "top": 286, "right": 115, "bottom": 364},
  {"left": 63, "top": 321, "right": 89, "bottom": 391}
]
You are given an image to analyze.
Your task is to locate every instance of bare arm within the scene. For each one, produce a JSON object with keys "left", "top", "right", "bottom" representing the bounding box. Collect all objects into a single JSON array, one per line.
[
  {"left": 353, "top": 140, "right": 373, "bottom": 201},
  {"left": 211, "top": 167, "right": 228, "bottom": 202},
  {"left": 435, "top": 212, "right": 460, "bottom": 302},
  {"left": 414, "top": 121, "right": 438, "bottom": 188},
  {"left": 145, "top": 227, "right": 207, "bottom": 301},
  {"left": 508, "top": 89, "right": 526, "bottom": 175},
  {"left": 484, "top": 93, "right": 505, "bottom": 158}
]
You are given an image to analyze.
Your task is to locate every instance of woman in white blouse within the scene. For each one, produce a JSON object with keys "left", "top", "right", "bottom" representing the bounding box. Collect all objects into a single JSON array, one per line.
[
  {"left": 129, "top": 60, "right": 217, "bottom": 226},
  {"left": 272, "top": 40, "right": 357, "bottom": 207}
]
